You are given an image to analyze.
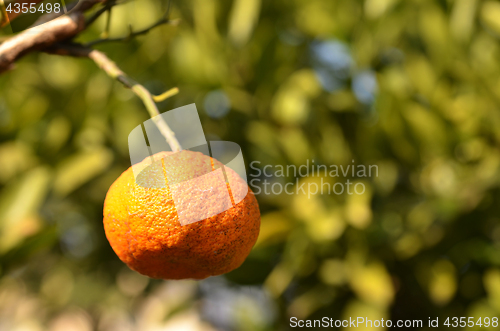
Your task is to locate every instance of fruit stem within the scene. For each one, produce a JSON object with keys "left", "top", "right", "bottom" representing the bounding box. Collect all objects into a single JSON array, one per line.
[{"left": 88, "top": 49, "right": 182, "bottom": 152}]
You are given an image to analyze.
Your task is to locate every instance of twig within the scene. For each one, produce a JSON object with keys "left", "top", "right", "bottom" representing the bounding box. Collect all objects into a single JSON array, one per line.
[
  {"left": 163, "top": 0, "right": 172, "bottom": 19},
  {"left": 131, "top": 84, "right": 182, "bottom": 152},
  {"left": 90, "top": 50, "right": 182, "bottom": 152},
  {"left": 47, "top": 43, "right": 182, "bottom": 152},
  {"left": 84, "top": 17, "right": 180, "bottom": 47},
  {"left": 0, "top": 0, "right": 182, "bottom": 153},
  {"left": 0, "top": 0, "right": 177, "bottom": 72},
  {"left": 85, "top": 0, "right": 119, "bottom": 27},
  {"left": 101, "top": 6, "right": 112, "bottom": 38},
  {"left": 153, "top": 87, "right": 179, "bottom": 102}
]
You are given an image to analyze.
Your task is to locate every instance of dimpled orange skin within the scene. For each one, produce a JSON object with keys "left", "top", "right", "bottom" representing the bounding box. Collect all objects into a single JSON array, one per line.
[{"left": 103, "top": 151, "right": 260, "bottom": 280}]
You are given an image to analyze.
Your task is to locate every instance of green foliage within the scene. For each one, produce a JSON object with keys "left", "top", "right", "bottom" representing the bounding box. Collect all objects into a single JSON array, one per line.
[{"left": 1, "top": 0, "right": 500, "bottom": 329}]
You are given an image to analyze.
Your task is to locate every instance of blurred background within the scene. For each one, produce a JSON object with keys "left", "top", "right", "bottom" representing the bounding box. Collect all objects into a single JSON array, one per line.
[{"left": 1, "top": 0, "right": 500, "bottom": 330}]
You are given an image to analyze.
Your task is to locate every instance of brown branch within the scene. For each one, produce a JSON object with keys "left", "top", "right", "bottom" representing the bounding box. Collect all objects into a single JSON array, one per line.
[
  {"left": 0, "top": 0, "right": 103, "bottom": 73},
  {"left": 0, "top": 0, "right": 181, "bottom": 150}
]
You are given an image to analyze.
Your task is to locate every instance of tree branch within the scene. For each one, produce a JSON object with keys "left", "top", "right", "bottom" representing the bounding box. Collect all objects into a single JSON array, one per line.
[
  {"left": 0, "top": 0, "right": 103, "bottom": 73},
  {"left": 0, "top": 0, "right": 182, "bottom": 152},
  {"left": 84, "top": 17, "right": 180, "bottom": 47},
  {"left": 47, "top": 43, "right": 182, "bottom": 152},
  {"left": 90, "top": 48, "right": 182, "bottom": 152}
]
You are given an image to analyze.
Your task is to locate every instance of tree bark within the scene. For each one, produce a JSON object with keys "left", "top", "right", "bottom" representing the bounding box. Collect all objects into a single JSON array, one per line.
[{"left": 0, "top": 0, "right": 102, "bottom": 73}]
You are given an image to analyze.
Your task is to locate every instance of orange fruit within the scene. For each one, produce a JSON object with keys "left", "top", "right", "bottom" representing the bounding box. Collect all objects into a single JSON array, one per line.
[{"left": 103, "top": 150, "right": 261, "bottom": 280}]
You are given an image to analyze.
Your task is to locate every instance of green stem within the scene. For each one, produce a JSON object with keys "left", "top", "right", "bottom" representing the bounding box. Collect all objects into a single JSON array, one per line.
[{"left": 88, "top": 49, "right": 182, "bottom": 152}]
